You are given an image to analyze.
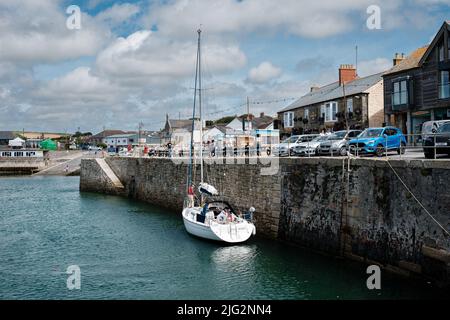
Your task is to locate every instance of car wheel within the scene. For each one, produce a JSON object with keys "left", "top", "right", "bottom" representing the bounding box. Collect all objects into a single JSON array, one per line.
[
  {"left": 375, "top": 145, "right": 385, "bottom": 157},
  {"left": 339, "top": 146, "right": 347, "bottom": 156},
  {"left": 397, "top": 142, "right": 406, "bottom": 155},
  {"left": 424, "top": 150, "right": 435, "bottom": 159}
]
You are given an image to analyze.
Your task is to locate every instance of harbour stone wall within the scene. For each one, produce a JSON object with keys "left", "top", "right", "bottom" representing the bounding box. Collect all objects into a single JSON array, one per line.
[{"left": 80, "top": 157, "right": 450, "bottom": 286}]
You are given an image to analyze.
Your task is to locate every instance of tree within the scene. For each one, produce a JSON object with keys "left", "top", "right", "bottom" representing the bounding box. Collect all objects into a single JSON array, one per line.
[{"left": 214, "top": 116, "right": 235, "bottom": 125}]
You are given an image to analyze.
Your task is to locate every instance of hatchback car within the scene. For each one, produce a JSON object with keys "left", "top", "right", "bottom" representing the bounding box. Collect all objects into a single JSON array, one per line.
[
  {"left": 273, "top": 134, "right": 319, "bottom": 156},
  {"left": 292, "top": 135, "right": 331, "bottom": 156},
  {"left": 348, "top": 127, "right": 407, "bottom": 157},
  {"left": 318, "top": 130, "right": 362, "bottom": 156},
  {"left": 423, "top": 122, "right": 450, "bottom": 159}
]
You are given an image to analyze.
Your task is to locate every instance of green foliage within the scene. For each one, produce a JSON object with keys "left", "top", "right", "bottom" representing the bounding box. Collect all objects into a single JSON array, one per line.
[
  {"left": 97, "top": 142, "right": 107, "bottom": 149},
  {"left": 214, "top": 116, "right": 235, "bottom": 125}
]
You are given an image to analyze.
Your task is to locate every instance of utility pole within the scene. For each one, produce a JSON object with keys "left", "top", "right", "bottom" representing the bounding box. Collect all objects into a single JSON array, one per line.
[
  {"left": 343, "top": 83, "right": 350, "bottom": 132},
  {"left": 246, "top": 97, "right": 250, "bottom": 154},
  {"left": 138, "top": 122, "right": 144, "bottom": 146},
  {"left": 247, "top": 96, "right": 250, "bottom": 123}
]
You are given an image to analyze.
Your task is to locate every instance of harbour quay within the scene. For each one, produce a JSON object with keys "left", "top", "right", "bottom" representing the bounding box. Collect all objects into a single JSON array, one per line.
[{"left": 80, "top": 156, "right": 450, "bottom": 287}]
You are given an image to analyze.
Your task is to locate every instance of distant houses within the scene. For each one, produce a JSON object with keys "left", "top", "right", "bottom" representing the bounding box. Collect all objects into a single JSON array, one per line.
[
  {"left": 0, "top": 131, "right": 17, "bottom": 146},
  {"left": 88, "top": 130, "right": 129, "bottom": 146},
  {"left": 277, "top": 64, "right": 385, "bottom": 138}
]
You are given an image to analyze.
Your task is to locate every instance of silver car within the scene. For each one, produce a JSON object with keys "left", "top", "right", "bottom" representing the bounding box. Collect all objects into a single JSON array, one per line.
[
  {"left": 273, "top": 134, "right": 319, "bottom": 156},
  {"left": 318, "top": 130, "right": 362, "bottom": 156},
  {"left": 292, "top": 135, "right": 330, "bottom": 156}
]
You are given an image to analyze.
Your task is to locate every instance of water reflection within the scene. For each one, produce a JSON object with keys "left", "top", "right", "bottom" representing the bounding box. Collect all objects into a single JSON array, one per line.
[{"left": 210, "top": 245, "right": 258, "bottom": 274}]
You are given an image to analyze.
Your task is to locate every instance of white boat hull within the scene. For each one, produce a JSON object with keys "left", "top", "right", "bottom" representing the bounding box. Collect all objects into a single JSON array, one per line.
[{"left": 182, "top": 207, "right": 256, "bottom": 244}]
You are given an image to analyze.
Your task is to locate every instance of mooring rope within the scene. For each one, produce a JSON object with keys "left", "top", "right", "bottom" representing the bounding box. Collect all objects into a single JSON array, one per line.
[{"left": 385, "top": 159, "right": 450, "bottom": 237}]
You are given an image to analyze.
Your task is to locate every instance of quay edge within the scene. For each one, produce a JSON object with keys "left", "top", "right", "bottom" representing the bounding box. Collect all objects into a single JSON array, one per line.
[{"left": 80, "top": 156, "right": 450, "bottom": 287}]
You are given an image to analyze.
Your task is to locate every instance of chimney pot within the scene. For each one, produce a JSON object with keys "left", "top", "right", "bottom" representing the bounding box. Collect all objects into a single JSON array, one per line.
[
  {"left": 339, "top": 64, "right": 357, "bottom": 85},
  {"left": 393, "top": 52, "right": 406, "bottom": 66}
]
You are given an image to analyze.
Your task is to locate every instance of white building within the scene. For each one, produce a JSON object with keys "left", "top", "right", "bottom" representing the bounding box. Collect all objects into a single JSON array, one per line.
[
  {"left": 103, "top": 133, "right": 138, "bottom": 150},
  {"left": 161, "top": 115, "right": 201, "bottom": 148}
]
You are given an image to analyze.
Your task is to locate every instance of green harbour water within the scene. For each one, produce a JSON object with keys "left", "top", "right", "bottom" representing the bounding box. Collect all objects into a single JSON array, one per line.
[{"left": 0, "top": 176, "right": 448, "bottom": 300}]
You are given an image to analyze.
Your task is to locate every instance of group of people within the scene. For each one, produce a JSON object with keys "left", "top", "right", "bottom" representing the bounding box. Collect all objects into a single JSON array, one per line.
[
  {"left": 216, "top": 208, "right": 237, "bottom": 224},
  {"left": 187, "top": 184, "right": 255, "bottom": 224}
]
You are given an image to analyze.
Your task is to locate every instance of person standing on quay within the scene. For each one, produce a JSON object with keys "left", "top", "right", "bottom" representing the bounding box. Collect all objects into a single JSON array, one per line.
[{"left": 187, "top": 184, "right": 195, "bottom": 208}]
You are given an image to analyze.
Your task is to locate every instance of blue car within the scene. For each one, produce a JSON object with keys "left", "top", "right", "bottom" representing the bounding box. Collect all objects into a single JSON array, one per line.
[{"left": 348, "top": 127, "right": 407, "bottom": 157}]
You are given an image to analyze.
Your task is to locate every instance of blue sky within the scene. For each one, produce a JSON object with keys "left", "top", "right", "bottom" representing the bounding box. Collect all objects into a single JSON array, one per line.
[{"left": 0, "top": 0, "right": 449, "bottom": 133}]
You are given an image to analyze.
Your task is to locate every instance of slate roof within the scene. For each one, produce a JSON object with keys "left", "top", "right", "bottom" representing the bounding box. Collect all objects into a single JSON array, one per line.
[
  {"left": 0, "top": 131, "right": 17, "bottom": 140},
  {"left": 383, "top": 46, "right": 429, "bottom": 76},
  {"left": 90, "top": 130, "right": 127, "bottom": 139},
  {"left": 105, "top": 133, "right": 137, "bottom": 139},
  {"left": 280, "top": 72, "right": 384, "bottom": 113},
  {"left": 169, "top": 119, "right": 193, "bottom": 129}
]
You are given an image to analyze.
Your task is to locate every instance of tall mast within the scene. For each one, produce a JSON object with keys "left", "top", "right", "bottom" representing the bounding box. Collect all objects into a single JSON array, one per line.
[
  {"left": 187, "top": 29, "right": 201, "bottom": 190},
  {"left": 198, "top": 28, "right": 204, "bottom": 184}
]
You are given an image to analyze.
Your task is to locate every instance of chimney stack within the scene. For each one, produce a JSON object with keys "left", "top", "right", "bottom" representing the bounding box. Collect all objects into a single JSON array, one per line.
[
  {"left": 339, "top": 64, "right": 357, "bottom": 85},
  {"left": 310, "top": 86, "right": 320, "bottom": 93},
  {"left": 393, "top": 53, "right": 406, "bottom": 66},
  {"left": 260, "top": 112, "right": 265, "bottom": 118}
]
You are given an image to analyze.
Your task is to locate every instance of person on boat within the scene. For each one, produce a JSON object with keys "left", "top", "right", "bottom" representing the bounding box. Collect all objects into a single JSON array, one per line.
[
  {"left": 217, "top": 210, "right": 227, "bottom": 223},
  {"left": 201, "top": 202, "right": 209, "bottom": 216},
  {"left": 187, "top": 184, "right": 195, "bottom": 208}
]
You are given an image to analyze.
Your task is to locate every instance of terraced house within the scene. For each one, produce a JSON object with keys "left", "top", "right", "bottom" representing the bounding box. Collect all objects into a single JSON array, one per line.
[
  {"left": 383, "top": 21, "right": 450, "bottom": 142},
  {"left": 277, "top": 65, "right": 384, "bottom": 138}
]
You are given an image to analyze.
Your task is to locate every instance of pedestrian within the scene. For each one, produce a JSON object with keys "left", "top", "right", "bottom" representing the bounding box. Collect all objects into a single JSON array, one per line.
[{"left": 187, "top": 184, "right": 195, "bottom": 208}]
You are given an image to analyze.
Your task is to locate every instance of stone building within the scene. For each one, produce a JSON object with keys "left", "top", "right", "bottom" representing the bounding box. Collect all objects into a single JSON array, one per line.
[{"left": 277, "top": 65, "right": 385, "bottom": 138}]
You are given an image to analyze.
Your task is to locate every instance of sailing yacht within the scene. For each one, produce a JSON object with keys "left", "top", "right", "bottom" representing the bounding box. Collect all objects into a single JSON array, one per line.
[{"left": 181, "top": 29, "right": 256, "bottom": 243}]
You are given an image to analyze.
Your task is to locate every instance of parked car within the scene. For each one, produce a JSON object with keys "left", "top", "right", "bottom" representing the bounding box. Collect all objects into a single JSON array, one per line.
[
  {"left": 118, "top": 148, "right": 131, "bottom": 157},
  {"left": 318, "top": 130, "right": 362, "bottom": 156},
  {"left": 88, "top": 145, "right": 102, "bottom": 151},
  {"left": 348, "top": 127, "right": 407, "bottom": 157},
  {"left": 421, "top": 120, "right": 450, "bottom": 144},
  {"left": 291, "top": 135, "right": 330, "bottom": 156},
  {"left": 273, "top": 134, "right": 319, "bottom": 156},
  {"left": 423, "top": 122, "right": 450, "bottom": 159}
]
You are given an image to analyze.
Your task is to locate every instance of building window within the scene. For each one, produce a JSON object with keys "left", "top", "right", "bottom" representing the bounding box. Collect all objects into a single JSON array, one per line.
[
  {"left": 324, "top": 102, "right": 337, "bottom": 122},
  {"left": 304, "top": 109, "right": 309, "bottom": 120},
  {"left": 392, "top": 80, "right": 408, "bottom": 105},
  {"left": 283, "top": 112, "right": 294, "bottom": 128},
  {"left": 439, "top": 42, "right": 445, "bottom": 62},
  {"left": 448, "top": 40, "right": 450, "bottom": 60},
  {"left": 440, "top": 70, "right": 450, "bottom": 99},
  {"left": 320, "top": 105, "right": 325, "bottom": 119},
  {"left": 347, "top": 98, "right": 353, "bottom": 112}
]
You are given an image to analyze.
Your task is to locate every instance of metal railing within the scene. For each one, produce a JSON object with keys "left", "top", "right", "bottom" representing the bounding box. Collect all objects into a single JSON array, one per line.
[{"left": 108, "top": 132, "right": 450, "bottom": 161}]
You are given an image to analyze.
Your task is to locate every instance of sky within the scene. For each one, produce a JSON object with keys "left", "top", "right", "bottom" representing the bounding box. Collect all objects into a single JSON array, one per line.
[{"left": 0, "top": 0, "right": 449, "bottom": 133}]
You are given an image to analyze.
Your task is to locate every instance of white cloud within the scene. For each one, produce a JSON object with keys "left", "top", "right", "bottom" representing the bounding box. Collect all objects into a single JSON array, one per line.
[
  {"left": 145, "top": 0, "right": 380, "bottom": 39},
  {"left": 357, "top": 58, "right": 392, "bottom": 77},
  {"left": 95, "top": 3, "right": 140, "bottom": 25},
  {"left": 94, "top": 30, "right": 247, "bottom": 85},
  {"left": 0, "top": 0, "right": 111, "bottom": 65},
  {"left": 247, "top": 62, "right": 282, "bottom": 84}
]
